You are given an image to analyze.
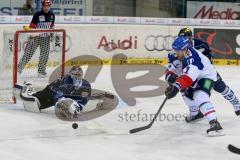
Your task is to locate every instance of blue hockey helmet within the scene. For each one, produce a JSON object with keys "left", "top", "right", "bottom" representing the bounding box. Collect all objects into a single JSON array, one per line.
[{"left": 172, "top": 36, "right": 190, "bottom": 51}]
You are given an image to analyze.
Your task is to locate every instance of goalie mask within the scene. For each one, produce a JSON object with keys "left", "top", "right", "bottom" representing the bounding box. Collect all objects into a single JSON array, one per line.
[{"left": 69, "top": 66, "right": 83, "bottom": 85}]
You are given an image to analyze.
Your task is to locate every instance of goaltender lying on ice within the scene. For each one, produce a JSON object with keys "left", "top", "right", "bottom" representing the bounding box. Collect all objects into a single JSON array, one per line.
[{"left": 13, "top": 66, "right": 117, "bottom": 121}]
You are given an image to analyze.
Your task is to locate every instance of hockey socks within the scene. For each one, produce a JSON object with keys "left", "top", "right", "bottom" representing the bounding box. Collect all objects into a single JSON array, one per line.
[
  {"left": 200, "top": 102, "right": 216, "bottom": 122},
  {"left": 199, "top": 102, "right": 224, "bottom": 136},
  {"left": 185, "top": 105, "right": 204, "bottom": 123},
  {"left": 222, "top": 86, "right": 240, "bottom": 115}
]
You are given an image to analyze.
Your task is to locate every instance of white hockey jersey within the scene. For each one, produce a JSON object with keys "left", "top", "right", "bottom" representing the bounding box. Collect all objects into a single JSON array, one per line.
[{"left": 167, "top": 47, "right": 217, "bottom": 89}]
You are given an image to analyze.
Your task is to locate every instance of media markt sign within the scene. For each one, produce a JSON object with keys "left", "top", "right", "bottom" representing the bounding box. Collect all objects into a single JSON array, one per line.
[{"left": 187, "top": 1, "right": 240, "bottom": 20}]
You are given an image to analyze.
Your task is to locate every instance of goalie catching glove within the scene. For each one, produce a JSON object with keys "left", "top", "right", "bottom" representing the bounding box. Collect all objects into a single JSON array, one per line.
[{"left": 55, "top": 97, "right": 84, "bottom": 120}]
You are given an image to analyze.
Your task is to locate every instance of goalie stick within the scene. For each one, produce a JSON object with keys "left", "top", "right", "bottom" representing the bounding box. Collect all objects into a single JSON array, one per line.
[
  {"left": 129, "top": 97, "right": 168, "bottom": 134},
  {"left": 90, "top": 92, "right": 114, "bottom": 100},
  {"left": 228, "top": 144, "right": 240, "bottom": 155}
]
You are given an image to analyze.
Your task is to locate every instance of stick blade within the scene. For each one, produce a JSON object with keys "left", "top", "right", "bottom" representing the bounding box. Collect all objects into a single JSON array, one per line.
[
  {"left": 129, "top": 125, "right": 150, "bottom": 134},
  {"left": 228, "top": 144, "right": 240, "bottom": 155}
]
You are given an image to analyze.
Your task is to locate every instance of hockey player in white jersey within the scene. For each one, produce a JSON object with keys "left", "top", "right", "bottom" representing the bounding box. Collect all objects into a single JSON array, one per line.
[
  {"left": 165, "top": 36, "right": 224, "bottom": 136},
  {"left": 178, "top": 27, "right": 240, "bottom": 116}
]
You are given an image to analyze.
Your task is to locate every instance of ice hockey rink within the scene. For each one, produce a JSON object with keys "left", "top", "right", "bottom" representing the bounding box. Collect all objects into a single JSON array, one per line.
[{"left": 0, "top": 66, "right": 239, "bottom": 160}]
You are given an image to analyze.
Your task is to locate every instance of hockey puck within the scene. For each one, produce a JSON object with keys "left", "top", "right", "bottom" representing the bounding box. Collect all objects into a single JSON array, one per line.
[{"left": 72, "top": 123, "right": 78, "bottom": 129}]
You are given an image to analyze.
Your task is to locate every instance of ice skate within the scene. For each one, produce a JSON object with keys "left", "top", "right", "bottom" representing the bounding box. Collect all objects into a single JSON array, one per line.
[
  {"left": 207, "top": 120, "right": 225, "bottom": 137},
  {"left": 185, "top": 112, "right": 204, "bottom": 123}
]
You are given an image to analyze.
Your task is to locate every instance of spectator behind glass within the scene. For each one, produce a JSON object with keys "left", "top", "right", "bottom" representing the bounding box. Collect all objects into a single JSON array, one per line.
[{"left": 18, "top": 0, "right": 35, "bottom": 15}]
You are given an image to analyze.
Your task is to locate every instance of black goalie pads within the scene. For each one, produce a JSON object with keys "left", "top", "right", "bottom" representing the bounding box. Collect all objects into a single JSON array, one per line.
[{"left": 32, "top": 85, "right": 56, "bottom": 109}]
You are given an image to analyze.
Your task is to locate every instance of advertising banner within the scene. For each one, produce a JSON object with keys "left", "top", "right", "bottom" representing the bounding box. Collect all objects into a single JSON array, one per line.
[
  {"left": 0, "top": 0, "right": 86, "bottom": 16},
  {"left": 0, "top": 24, "right": 239, "bottom": 66},
  {"left": 59, "top": 24, "right": 182, "bottom": 60},
  {"left": 0, "top": 24, "right": 184, "bottom": 61},
  {"left": 1, "top": 15, "right": 240, "bottom": 28},
  {"left": 187, "top": 1, "right": 240, "bottom": 20},
  {"left": 194, "top": 28, "right": 240, "bottom": 59},
  {"left": 51, "top": 0, "right": 86, "bottom": 16}
]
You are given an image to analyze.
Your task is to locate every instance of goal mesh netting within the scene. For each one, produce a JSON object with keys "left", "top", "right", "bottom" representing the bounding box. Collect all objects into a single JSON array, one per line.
[{"left": 0, "top": 29, "right": 66, "bottom": 103}]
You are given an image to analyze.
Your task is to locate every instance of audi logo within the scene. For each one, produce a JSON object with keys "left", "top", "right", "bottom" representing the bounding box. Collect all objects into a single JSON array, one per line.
[{"left": 144, "top": 35, "right": 177, "bottom": 51}]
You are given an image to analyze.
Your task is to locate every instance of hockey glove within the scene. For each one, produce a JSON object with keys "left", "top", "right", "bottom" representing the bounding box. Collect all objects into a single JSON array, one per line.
[
  {"left": 55, "top": 98, "right": 83, "bottom": 120},
  {"left": 165, "top": 71, "right": 178, "bottom": 84},
  {"left": 165, "top": 83, "right": 181, "bottom": 99}
]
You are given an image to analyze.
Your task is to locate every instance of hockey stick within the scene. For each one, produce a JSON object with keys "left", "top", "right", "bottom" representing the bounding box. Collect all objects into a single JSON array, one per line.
[
  {"left": 228, "top": 144, "right": 240, "bottom": 155},
  {"left": 129, "top": 97, "right": 168, "bottom": 134},
  {"left": 90, "top": 92, "right": 114, "bottom": 100}
]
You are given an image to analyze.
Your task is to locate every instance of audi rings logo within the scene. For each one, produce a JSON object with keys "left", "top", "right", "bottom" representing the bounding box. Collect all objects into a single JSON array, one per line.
[{"left": 144, "top": 35, "right": 177, "bottom": 51}]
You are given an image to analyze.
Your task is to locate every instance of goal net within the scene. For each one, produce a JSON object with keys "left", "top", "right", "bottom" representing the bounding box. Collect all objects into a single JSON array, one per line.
[{"left": 0, "top": 29, "right": 66, "bottom": 103}]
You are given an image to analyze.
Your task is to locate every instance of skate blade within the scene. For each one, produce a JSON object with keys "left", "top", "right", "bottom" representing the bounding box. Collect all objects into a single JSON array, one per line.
[
  {"left": 207, "top": 130, "right": 225, "bottom": 137},
  {"left": 186, "top": 118, "right": 203, "bottom": 123}
]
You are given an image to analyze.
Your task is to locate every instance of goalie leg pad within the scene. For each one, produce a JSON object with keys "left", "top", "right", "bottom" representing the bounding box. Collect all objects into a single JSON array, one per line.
[
  {"left": 19, "top": 85, "right": 41, "bottom": 113},
  {"left": 23, "top": 97, "right": 41, "bottom": 113}
]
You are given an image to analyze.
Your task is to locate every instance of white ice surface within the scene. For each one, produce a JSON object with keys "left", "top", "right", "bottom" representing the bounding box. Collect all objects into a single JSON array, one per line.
[{"left": 0, "top": 66, "right": 239, "bottom": 160}]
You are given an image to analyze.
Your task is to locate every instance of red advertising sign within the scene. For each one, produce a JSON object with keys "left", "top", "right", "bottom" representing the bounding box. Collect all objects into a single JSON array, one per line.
[
  {"left": 187, "top": 1, "right": 240, "bottom": 20},
  {"left": 97, "top": 35, "right": 138, "bottom": 52},
  {"left": 194, "top": 28, "right": 240, "bottom": 59}
]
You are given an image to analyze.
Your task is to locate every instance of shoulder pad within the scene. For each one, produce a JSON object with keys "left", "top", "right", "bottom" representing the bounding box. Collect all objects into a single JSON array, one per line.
[
  {"left": 168, "top": 53, "right": 177, "bottom": 63},
  {"left": 183, "top": 47, "right": 204, "bottom": 70}
]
